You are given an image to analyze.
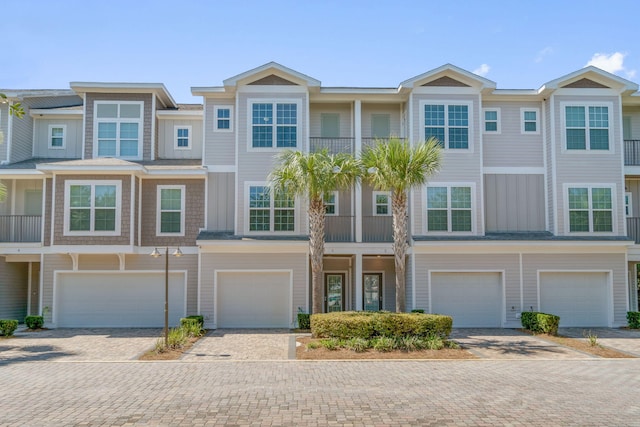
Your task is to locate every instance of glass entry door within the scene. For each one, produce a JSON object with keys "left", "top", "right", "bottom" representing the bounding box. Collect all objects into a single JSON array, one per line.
[
  {"left": 363, "top": 273, "right": 382, "bottom": 311},
  {"left": 325, "top": 273, "right": 345, "bottom": 312}
]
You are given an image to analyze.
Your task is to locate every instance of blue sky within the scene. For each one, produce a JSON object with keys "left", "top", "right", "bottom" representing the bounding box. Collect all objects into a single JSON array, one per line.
[{"left": 3, "top": 0, "right": 639, "bottom": 103}]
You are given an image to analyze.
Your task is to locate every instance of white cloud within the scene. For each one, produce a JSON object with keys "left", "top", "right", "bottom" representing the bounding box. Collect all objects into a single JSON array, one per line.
[
  {"left": 586, "top": 52, "right": 636, "bottom": 79},
  {"left": 535, "top": 47, "right": 553, "bottom": 63},
  {"left": 473, "top": 64, "right": 490, "bottom": 77}
]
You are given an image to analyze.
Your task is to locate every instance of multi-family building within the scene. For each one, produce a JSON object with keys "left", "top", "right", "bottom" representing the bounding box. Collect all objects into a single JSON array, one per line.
[{"left": 1, "top": 62, "right": 639, "bottom": 329}]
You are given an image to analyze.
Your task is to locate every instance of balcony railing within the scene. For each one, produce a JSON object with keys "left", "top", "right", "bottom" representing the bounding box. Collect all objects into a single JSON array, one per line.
[
  {"left": 624, "top": 140, "right": 640, "bottom": 166},
  {"left": 0, "top": 215, "right": 42, "bottom": 243},
  {"left": 324, "top": 215, "right": 393, "bottom": 242},
  {"left": 363, "top": 216, "right": 393, "bottom": 242},
  {"left": 325, "top": 215, "right": 354, "bottom": 242},
  {"left": 310, "top": 137, "right": 354, "bottom": 155},
  {"left": 628, "top": 217, "right": 640, "bottom": 244}
]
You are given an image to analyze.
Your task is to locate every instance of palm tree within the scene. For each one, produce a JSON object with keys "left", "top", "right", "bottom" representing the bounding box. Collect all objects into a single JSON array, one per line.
[
  {"left": 362, "top": 137, "right": 442, "bottom": 312},
  {"left": 270, "top": 149, "right": 362, "bottom": 314}
]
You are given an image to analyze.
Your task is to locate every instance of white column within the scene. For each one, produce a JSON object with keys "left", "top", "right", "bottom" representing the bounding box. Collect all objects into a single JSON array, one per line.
[
  {"left": 354, "top": 100, "right": 362, "bottom": 243},
  {"left": 354, "top": 253, "right": 363, "bottom": 311}
]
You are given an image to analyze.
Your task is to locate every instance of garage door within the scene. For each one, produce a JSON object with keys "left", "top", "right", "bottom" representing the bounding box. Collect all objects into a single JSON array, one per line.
[
  {"left": 539, "top": 272, "right": 609, "bottom": 327},
  {"left": 431, "top": 272, "right": 502, "bottom": 327},
  {"left": 56, "top": 272, "right": 186, "bottom": 327},
  {"left": 216, "top": 272, "right": 290, "bottom": 328}
]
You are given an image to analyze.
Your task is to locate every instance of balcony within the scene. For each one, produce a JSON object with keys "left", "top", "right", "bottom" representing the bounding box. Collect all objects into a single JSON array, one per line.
[
  {"left": 324, "top": 215, "right": 393, "bottom": 243},
  {"left": 363, "top": 216, "right": 393, "bottom": 242},
  {"left": 325, "top": 215, "right": 354, "bottom": 242},
  {"left": 310, "top": 137, "right": 354, "bottom": 155},
  {"left": 624, "top": 140, "right": 640, "bottom": 166},
  {"left": 628, "top": 217, "right": 640, "bottom": 244},
  {"left": 0, "top": 215, "right": 42, "bottom": 243}
]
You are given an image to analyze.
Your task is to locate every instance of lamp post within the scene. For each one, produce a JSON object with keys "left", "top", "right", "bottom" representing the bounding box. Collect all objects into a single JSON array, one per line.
[{"left": 150, "top": 247, "right": 183, "bottom": 348}]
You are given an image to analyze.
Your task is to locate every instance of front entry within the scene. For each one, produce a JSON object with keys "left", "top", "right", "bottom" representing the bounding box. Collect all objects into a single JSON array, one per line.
[
  {"left": 363, "top": 273, "right": 383, "bottom": 311},
  {"left": 325, "top": 273, "right": 345, "bottom": 312}
]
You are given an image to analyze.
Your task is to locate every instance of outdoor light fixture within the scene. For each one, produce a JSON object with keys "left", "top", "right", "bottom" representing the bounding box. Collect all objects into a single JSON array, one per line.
[{"left": 150, "top": 247, "right": 183, "bottom": 348}]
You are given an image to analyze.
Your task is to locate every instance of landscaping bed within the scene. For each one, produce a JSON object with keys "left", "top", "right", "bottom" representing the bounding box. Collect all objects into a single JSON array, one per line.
[{"left": 521, "top": 330, "right": 635, "bottom": 359}]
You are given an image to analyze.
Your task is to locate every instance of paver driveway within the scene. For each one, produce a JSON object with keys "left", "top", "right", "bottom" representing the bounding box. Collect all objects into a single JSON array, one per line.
[
  {"left": 182, "top": 328, "right": 295, "bottom": 361},
  {"left": 559, "top": 327, "right": 640, "bottom": 357}
]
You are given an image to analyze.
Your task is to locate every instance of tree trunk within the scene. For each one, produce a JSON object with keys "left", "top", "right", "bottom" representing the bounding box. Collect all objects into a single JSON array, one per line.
[
  {"left": 391, "top": 191, "right": 408, "bottom": 312},
  {"left": 309, "top": 197, "right": 326, "bottom": 314}
]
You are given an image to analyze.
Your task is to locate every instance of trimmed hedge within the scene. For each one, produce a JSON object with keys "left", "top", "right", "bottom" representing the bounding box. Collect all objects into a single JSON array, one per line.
[
  {"left": 25, "top": 315, "right": 44, "bottom": 329},
  {"left": 297, "top": 313, "right": 311, "bottom": 329},
  {"left": 521, "top": 311, "right": 560, "bottom": 336},
  {"left": 627, "top": 311, "right": 640, "bottom": 329},
  {"left": 310, "top": 311, "right": 452, "bottom": 339},
  {"left": 0, "top": 319, "right": 19, "bottom": 337},
  {"left": 182, "top": 315, "right": 204, "bottom": 328}
]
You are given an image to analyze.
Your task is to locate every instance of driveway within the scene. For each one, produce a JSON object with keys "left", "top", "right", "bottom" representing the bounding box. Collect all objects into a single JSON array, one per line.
[
  {"left": 559, "top": 327, "right": 640, "bottom": 357},
  {"left": 182, "top": 328, "right": 296, "bottom": 361}
]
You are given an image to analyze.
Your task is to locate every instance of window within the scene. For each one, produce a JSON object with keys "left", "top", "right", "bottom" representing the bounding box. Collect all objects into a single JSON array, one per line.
[
  {"left": 49, "top": 124, "right": 66, "bottom": 149},
  {"left": 248, "top": 185, "right": 295, "bottom": 232},
  {"left": 64, "top": 180, "right": 121, "bottom": 235},
  {"left": 567, "top": 186, "right": 614, "bottom": 232},
  {"left": 521, "top": 109, "right": 539, "bottom": 134},
  {"left": 94, "top": 101, "right": 143, "bottom": 159},
  {"left": 157, "top": 185, "right": 185, "bottom": 236},
  {"left": 324, "top": 191, "right": 338, "bottom": 216},
  {"left": 174, "top": 126, "right": 191, "bottom": 149},
  {"left": 564, "top": 105, "right": 610, "bottom": 150},
  {"left": 373, "top": 191, "right": 391, "bottom": 216},
  {"left": 426, "top": 186, "right": 473, "bottom": 232},
  {"left": 626, "top": 192, "right": 633, "bottom": 217},
  {"left": 483, "top": 109, "right": 500, "bottom": 133},
  {"left": 214, "top": 106, "right": 233, "bottom": 132},
  {"left": 250, "top": 101, "right": 299, "bottom": 148},
  {"left": 424, "top": 103, "right": 471, "bottom": 149}
]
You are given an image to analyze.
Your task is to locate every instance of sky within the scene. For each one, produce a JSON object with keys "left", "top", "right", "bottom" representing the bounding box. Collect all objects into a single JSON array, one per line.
[{"left": 3, "top": 0, "right": 640, "bottom": 104}]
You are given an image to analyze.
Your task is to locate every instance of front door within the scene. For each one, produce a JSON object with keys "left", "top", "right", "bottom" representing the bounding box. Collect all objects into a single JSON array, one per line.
[
  {"left": 363, "top": 273, "right": 383, "bottom": 311},
  {"left": 325, "top": 273, "right": 345, "bottom": 312}
]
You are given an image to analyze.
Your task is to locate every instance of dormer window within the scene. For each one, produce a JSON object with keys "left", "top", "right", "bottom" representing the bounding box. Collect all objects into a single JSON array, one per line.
[{"left": 94, "top": 101, "right": 143, "bottom": 160}]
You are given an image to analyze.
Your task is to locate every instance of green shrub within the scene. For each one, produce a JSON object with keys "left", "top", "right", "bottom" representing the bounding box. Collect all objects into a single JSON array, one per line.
[
  {"left": 167, "top": 327, "right": 188, "bottom": 349},
  {"left": 180, "top": 318, "right": 204, "bottom": 337},
  {"left": 411, "top": 309, "right": 425, "bottom": 314},
  {"left": 311, "top": 312, "right": 376, "bottom": 339},
  {"left": 371, "top": 336, "right": 396, "bottom": 352},
  {"left": 24, "top": 315, "right": 44, "bottom": 330},
  {"left": 297, "top": 313, "right": 311, "bottom": 330},
  {"left": 319, "top": 338, "right": 341, "bottom": 350},
  {"left": 305, "top": 341, "right": 321, "bottom": 350},
  {"left": 627, "top": 311, "right": 640, "bottom": 329},
  {"left": 344, "top": 337, "right": 369, "bottom": 353},
  {"left": 0, "top": 319, "right": 19, "bottom": 336},
  {"left": 399, "top": 335, "right": 424, "bottom": 351},
  {"left": 521, "top": 311, "right": 560, "bottom": 336},
  {"left": 184, "top": 315, "right": 204, "bottom": 328},
  {"left": 423, "top": 333, "right": 445, "bottom": 350}
]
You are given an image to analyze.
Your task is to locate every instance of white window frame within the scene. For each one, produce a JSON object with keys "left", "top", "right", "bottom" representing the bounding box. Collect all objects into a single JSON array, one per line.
[
  {"left": 48, "top": 124, "right": 66, "bottom": 149},
  {"left": 561, "top": 102, "right": 613, "bottom": 153},
  {"left": 63, "top": 180, "right": 122, "bottom": 236},
  {"left": 626, "top": 192, "right": 633, "bottom": 217},
  {"left": 156, "top": 185, "right": 186, "bottom": 236},
  {"left": 424, "top": 183, "right": 476, "bottom": 234},
  {"left": 213, "top": 106, "right": 233, "bottom": 133},
  {"left": 324, "top": 191, "right": 339, "bottom": 216},
  {"left": 482, "top": 108, "right": 501, "bottom": 134},
  {"left": 372, "top": 191, "right": 391, "bottom": 216},
  {"left": 520, "top": 108, "right": 540, "bottom": 135},
  {"left": 563, "top": 183, "right": 617, "bottom": 234},
  {"left": 245, "top": 182, "right": 297, "bottom": 234},
  {"left": 174, "top": 125, "right": 192, "bottom": 150},
  {"left": 247, "top": 99, "right": 301, "bottom": 151},
  {"left": 93, "top": 100, "right": 144, "bottom": 160},
  {"left": 420, "top": 100, "right": 473, "bottom": 151}
]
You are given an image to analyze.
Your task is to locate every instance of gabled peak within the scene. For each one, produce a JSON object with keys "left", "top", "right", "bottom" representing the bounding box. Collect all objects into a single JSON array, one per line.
[
  {"left": 400, "top": 63, "right": 496, "bottom": 90},
  {"left": 223, "top": 62, "right": 320, "bottom": 87},
  {"left": 541, "top": 66, "right": 638, "bottom": 94},
  {"left": 248, "top": 74, "right": 298, "bottom": 86},
  {"left": 421, "top": 76, "right": 470, "bottom": 88},
  {"left": 561, "top": 78, "right": 609, "bottom": 89}
]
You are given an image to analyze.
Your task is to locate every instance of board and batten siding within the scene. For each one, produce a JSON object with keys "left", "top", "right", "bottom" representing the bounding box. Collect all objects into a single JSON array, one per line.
[
  {"left": 482, "top": 101, "right": 544, "bottom": 168},
  {"left": 309, "top": 103, "right": 352, "bottom": 137},
  {"left": 544, "top": 98, "right": 555, "bottom": 234},
  {"left": 0, "top": 103, "right": 8, "bottom": 161},
  {"left": 204, "top": 99, "right": 235, "bottom": 166},
  {"left": 207, "top": 172, "right": 234, "bottom": 232},
  {"left": 157, "top": 118, "right": 203, "bottom": 159},
  {"left": 10, "top": 101, "right": 34, "bottom": 163},
  {"left": 484, "top": 174, "right": 545, "bottom": 232},
  {"left": 522, "top": 252, "right": 628, "bottom": 326},
  {"left": 552, "top": 94, "right": 625, "bottom": 236},
  {"left": 199, "top": 252, "right": 308, "bottom": 328},
  {"left": 413, "top": 253, "right": 520, "bottom": 325},
  {"left": 0, "top": 261, "right": 29, "bottom": 320},
  {"left": 33, "top": 118, "right": 83, "bottom": 158}
]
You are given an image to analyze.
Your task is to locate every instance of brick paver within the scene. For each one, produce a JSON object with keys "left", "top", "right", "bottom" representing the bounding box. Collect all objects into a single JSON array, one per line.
[
  {"left": 182, "top": 329, "right": 294, "bottom": 361},
  {"left": 559, "top": 327, "right": 640, "bottom": 357},
  {"left": 2, "top": 359, "right": 639, "bottom": 426}
]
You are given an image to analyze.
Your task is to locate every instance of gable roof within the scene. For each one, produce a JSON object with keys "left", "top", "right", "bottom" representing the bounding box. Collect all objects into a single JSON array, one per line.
[
  {"left": 222, "top": 62, "right": 320, "bottom": 87},
  {"left": 69, "top": 82, "right": 177, "bottom": 108},
  {"left": 540, "top": 66, "right": 638, "bottom": 94},
  {"left": 399, "top": 64, "right": 496, "bottom": 91}
]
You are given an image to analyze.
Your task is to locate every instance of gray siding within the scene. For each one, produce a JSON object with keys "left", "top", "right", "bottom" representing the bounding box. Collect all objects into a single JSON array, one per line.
[
  {"left": 33, "top": 118, "right": 83, "bottom": 158},
  {"left": 42, "top": 253, "right": 74, "bottom": 323},
  {"left": 204, "top": 99, "right": 235, "bottom": 166},
  {"left": 484, "top": 174, "right": 545, "bottom": 232},
  {"left": 0, "top": 104, "right": 8, "bottom": 161},
  {"left": 545, "top": 98, "right": 555, "bottom": 233},
  {"left": 0, "top": 260, "right": 29, "bottom": 320},
  {"left": 622, "top": 107, "right": 640, "bottom": 139},
  {"left": 361, "top": 104, "right": 402, "bottom": 137},
  {"left": 310, "top": 103, "right": 352, "bottom": 137},
  {"left": 207, "top": 172, "right": 234, "bottom": 232},
  {"left": 10, "top": 101, "right": 34, "bottom": 163},
  {"left": 626, "top": 179, "right": 640, "bottom": 217},
  {"left": 157, "top": 118, "right": 203, "bottom": 159}
]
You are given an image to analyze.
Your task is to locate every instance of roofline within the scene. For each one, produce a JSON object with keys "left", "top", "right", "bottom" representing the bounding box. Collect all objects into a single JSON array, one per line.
[
  {"left": 541, "top": 66, "right": 639, "bottom": 92},
  {"left": 0, "top": 89, "right": 76, "bottom": 99},
  {"left": 399, "top": 63, "right": 497, "bottom": 89},
  {"left": 222, "top": 61, "right": 321, "bottom": 87},
  {"left": 30, "top": 108, "right": 83, "bottom": 117},
  {"left": 69, "top": 82, "right": 177, "bottom": 108}
]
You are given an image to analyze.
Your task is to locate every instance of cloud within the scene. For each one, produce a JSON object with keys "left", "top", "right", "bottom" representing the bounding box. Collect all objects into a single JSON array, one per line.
[
  {"left": 473, "top": 64, "right": 490, "bottom": 77},
  {"left": 586, "top": 52, "right": 637, "bottom": 79},
  {"left": 535, "top": 47, "right": 553, "bottom": 63}
]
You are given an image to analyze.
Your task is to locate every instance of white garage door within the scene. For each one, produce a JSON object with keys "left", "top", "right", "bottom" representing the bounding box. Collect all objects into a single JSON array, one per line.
[
  {"left": 431, "top": 272, "right": 502, "bottom": 327},
  {"left": 56, "top": 272, "right": 186, "bottom": 327},
  {"left": 217, "top": 272, "right": 290, "bottom": 328},
  {"left": 539, "top": 272, "right": 609, "bottom": 327}
]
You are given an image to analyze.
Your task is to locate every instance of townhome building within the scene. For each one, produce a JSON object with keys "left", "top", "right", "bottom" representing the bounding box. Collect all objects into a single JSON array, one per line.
[{"left": 1, "top": 62, "right": 639, "bottom": 329}]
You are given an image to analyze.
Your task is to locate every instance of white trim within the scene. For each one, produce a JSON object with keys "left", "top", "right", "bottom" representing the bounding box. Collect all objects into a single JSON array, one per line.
[
  {"left": 550, "top": 96, "right": 558, "bottom": 233},
  {"left": 81, "top": 94, "right": 87, "bottom": 160},
  {"left": 419, "top": 99, "right": 474, "bottom": 152},
  {"left": 562, "top": 183, "right": 617, "bottom": 235},
  {"left": 542, "top": 101, "right": 549, "bottom": 232},
  {"left": 27, "top": 261, "right": 32, "bottom": 315},
  {"left": 362, "top": 270, "right": 385, "bottom": 311},
  {"left": 626, "top": 192, "right": 633, "bottom": 217},
  {"left": 560, "top": 102, "right": 615, "bottom": 153},
  {"left": 213, "top": 105, "right": 233, "bottom": 133},
  {"left": 39, "top": 253, "right": 44, "bottom": 318},
  {"left": 483, "top": 167, "right": 545, "bottom": 175},
  {"left": 50, "top": 175, "right": 56, "bottom": 245},
  {"left": 174, "top": 125, "right": 192, "bottom": 150},
  {"left": 424, "top": 182, "right": 477, "bottom": 235},
  {"left": 130, "top": 175, "right": 135, "bottom": 247},
  {"left": 93, "top": 100, "right": 144, "bottom": 160},
  {"left": 156, "top": 184, "right": 186, "bottom": 237},
  {"left": 197, "top": 251, "right": 202, "bottom": 315},
  {"left": 482, "top": 108, "right": 501, "bottom": 134},
  {"left": 244, "top": 181, "right": 298, "bottom": 235},
  {"left": 520, "top": 108, "right": 541, "bottom": 134},
  {"left": 324, "top": 191, "right": 339, "bottom": 216},
  {"left": 63, "top": 180, "right": 122, "bottom": 236},
  {"left": 246, "top": 98, "right": 302, "bottom": 151},
  {"left": 324, "top": 270, "right": 349, "bottom": 312},
  {"left": 6, "top": 102, "right": 13, "bottom": 162},
  {"left": 151, "top": 94, "right": 156, "bottom": 161},
  {"left": 519, "top": 252, "right": 524, "bottom": 314},
  {"left": 205, "top": 165, "right": 236, "bottom": 173},
  {"left": 372, "top": 191, "right": 391, "bottom": 216}
]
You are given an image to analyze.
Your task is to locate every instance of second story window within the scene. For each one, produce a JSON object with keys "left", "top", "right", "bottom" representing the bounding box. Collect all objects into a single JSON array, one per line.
[
  {"left": 324, "top": 191, "right": 338, "bottom": 215},
  {"left": 567, "top": 186, "right": 613, "bottom": 232},
  {"left": 424, "top": 103, "right": 470, "bottom": 149},
  {"left": 157, "top": 185, "right": 185, "bottom": 236},
  {"left": 248, "top": 185, "right": 295, "bottom": 232},
  {"left": 49, "top": 125, "right": 66, "bottom": 149},
  {"left": 64, "top": 180, "right": 121, "bottom": 236},
  {"left": 427, "top": 186, "right": 473, "bottom": 232},
  {"left": 175, "top": 126, "right": 191, "bottom": 149},
  {"left": 483, "top": 109, "right": 500, "bottom": 133},
  {"left": 521, "top": 109, "right": 539, "bottom": 134},
  {"left": 373, "top": 191, "right": 391, "bottom": 216},
  {"left": 214, "top": 106, "right": 232, "bottom": 132},
  {"left": 95, "top": 101, "right": 143, "bottom": 160},
  {"left": 564, "top": 105, "right": 610, "bottom": 151},
  {"left": 251, "top": 101, "right": 298, "bottom": 148}
]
